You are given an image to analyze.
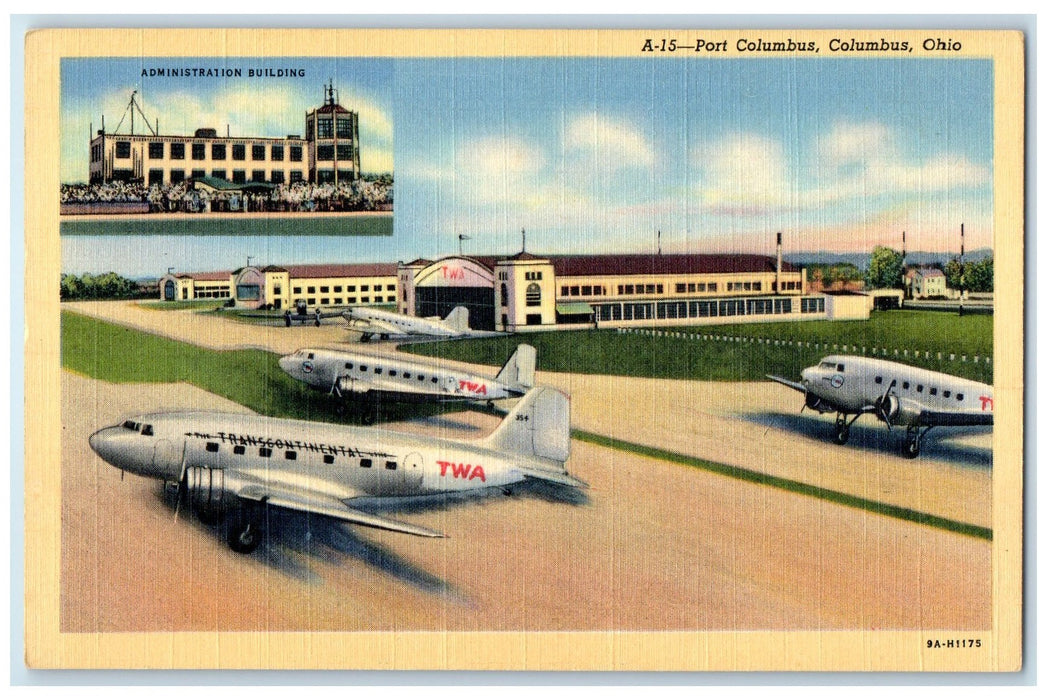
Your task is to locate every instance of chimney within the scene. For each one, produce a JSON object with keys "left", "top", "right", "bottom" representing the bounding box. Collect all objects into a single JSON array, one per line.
[{"left": 776, "top": 231, "right": 783, "bottom": 293}]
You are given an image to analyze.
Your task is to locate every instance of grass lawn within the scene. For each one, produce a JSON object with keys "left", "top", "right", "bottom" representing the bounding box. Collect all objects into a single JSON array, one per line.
[{"left": 405, "top": 310, "right": 993, "bottom": 384}]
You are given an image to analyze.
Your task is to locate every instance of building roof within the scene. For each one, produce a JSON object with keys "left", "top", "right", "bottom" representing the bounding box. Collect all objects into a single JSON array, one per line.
[
  {"left": 174, "top": 271, "right": 230, "bottom": 282},
  {"left": 915, "top": 268, "right": 946, "bottom": 278},
  {"left": 548, "top": 253, "right": 800, "bottom": 277},
  {"left": 312, "top": 103, "right": 351, "bottom": 115},
  {"left": 280, "top": 263, "right": 398, "bottom": 279}
]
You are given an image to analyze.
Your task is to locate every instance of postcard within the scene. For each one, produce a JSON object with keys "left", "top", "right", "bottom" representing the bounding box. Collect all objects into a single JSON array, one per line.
[{"left": 23, "top": 27, "right": 1024, "bottom": 671}]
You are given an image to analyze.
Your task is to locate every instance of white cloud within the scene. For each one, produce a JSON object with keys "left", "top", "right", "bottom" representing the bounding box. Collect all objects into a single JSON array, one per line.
[
  {"left": 694, "top": 132, "right": 797, "bottom": 214},
  {"left": 565, "top": 113, "right": 654, "bottom": 168}
]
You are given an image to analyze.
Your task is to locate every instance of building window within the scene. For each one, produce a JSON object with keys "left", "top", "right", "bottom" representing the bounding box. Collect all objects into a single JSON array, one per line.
[
  {"left": 252, "top": 170, "right": 265, "bottom": 182},
  {"left": 290, "top": 146, "right": 302, "bottom": 162},
  {"left": 148, "top": 142, "right": 164, "bottom": 159},
  {"left": 526, "top": 283, "right": 542, "bottom": 307},
  {"left": 232, "top": 170, "right": 246, "bottom": 184},
  {"left": 290, "top": 170, "right": 303, "bottom": 183},
  {"left": 271, "top": 170, "right": 285, "bottom": 184},
  {"left": 212, "top": 144, "right": 226, "bottom": 160},
  {"left": 337, "top": 117, "right": 353, "bottom": 139},
  {"left": 317, "top": 145, "right": 334, "bottom": 161},
  {"left": 271, "top": 144, "right": 284, "bottom": 161},
  {"left": 191, "top": 143, "right": 205, "bottom": 160},
  {"left": 211, "top": 169, "right": 226, "bottom": 179},
  {"left": 252, "top": 144, "right": 265, "bottom": 160},
  {"left": 232, "top": 144, "right": 245, "bottom": 160},
  {"left": 292, "top": 286, "right": 302, "bottom": 294},
  {"left": 170, "top": 170, "right": 185, "bottom": 184},
  {"left": 318, "top": 117, "right": 333, "bottom": 139},
  {"left": 114, "top": 141, "right": 131, "bottom": 158},
  {"left": 336, "top": 144, "right": 353, "bottom": 160},
  {"left": 148, "top": 169, "right": 163, "bottom": 185}
]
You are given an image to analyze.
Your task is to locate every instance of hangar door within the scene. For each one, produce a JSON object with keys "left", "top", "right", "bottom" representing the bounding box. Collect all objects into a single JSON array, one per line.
[{"left": 413, "top": 257, "right": 496, "bottom": 331}]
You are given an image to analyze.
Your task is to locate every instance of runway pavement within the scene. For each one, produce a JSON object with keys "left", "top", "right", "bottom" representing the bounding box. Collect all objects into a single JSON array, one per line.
[{"left": 58, "top": 300, "right": 993, "bottom": 632}]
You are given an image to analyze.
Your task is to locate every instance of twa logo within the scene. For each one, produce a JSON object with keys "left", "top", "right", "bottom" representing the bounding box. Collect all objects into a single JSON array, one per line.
[
  {"left": 979, "top": 395, "right": 994, "bottom": 411},
  {"left": 437, "top": 460, "right": 487, "bottom": 482},
  {"left": 441, "top": 266, "right": 465, "bottom": 280},
  {"left": 458, "top": 379, "right": 488, "bottom": 395}
]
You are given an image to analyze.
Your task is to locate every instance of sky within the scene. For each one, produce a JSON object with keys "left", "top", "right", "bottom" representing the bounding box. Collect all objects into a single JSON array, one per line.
[{"left": 60, "top": 55, "right": 994, "bottom": 276}]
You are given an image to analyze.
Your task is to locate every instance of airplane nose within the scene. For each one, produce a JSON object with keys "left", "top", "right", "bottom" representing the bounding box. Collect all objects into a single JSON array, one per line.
[
  {"left": 278, "top": 355, "right": 296, "bottom": 376},
  {"left": 88, "top": 427, "right": 121, "bottom": 466}
]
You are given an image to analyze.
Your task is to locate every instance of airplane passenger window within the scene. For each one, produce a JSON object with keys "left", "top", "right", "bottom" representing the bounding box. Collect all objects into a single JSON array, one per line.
[
  {"left": 930, "top": 388, "right": 938, "bottom": 396},
  {"left": 389, "top": 370, "right": 397, "bottom": 377},
  {"left": 957, "top": 393, "right": 964, "bottom": 401},
  {"left": 917, "top": 385, "right": 924, "bottom": 393},
  {"left": 403, "top": 373, "right": 411, "bottom": 379},
  {"left": 417, "top": 375, "right": 425, "bottom": 381},
  {"left": 360, "top": 365, "right": 368, "bottom": 372},
  {"left": 323, "top": 455, "right": 335, "bottom": 464},
  {"left": 285, "top": 451, "right": 297, "bottom": 460},
  {"left": 360, "top": 458, "right": 372, "bottom": 468},
  {"left": 260, "top": 447, "right": 272, "bottom": 457},
  {"left": 345, "top": 363, "right": 352, "bottom": 369},
  {"left": 875, "top": 376, "right": 883, "bottom": 384},
  {"left": 385, "top": 461, "right": 397, "bottom": 470},
  {"left": 233, "top": 445, "right": 245, "bottom": 455},
  {"left": 902, "top": 382, "right": 910, "bottom": 390},
  {"left": 432, "top": 377, "right": 439, "bottom": 383},
  {"left": 943, "top": 391, "right": 951, "bottom": 398},
  {"left": 375, "top": 368, "right": 382, "bottom": 374},
  {"left": 206, "top": 442, "right": 219, "bottom": 452}
]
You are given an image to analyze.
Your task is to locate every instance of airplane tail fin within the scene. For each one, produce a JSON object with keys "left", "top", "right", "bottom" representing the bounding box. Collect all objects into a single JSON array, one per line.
[
  {"left": 482, "top": 386, "right": 572, "bottom": 468},
  {"left": 444, "top": 306, "right": 471, "bottom": 332},
  {"left": 494, "top": 344, "right": 536, "bottom": 392}
]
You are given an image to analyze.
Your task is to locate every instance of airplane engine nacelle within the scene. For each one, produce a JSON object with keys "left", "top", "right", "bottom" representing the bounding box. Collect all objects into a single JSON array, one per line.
[
  {"left": 805, "top": 393, "right": 833, "bottom": 413},
  {"left": 185, "top": 466, "right": 232, "bottom": 523},
  {"left": 336, "top": 376, "right": 355, "bottom": 394},
  {"left": 876, "top": 395, "right": 921, "bottom": 426}
]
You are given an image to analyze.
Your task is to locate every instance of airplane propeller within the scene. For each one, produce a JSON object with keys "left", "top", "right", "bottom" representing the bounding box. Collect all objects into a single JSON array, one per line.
[
  {"left": 874, "top": 379, "right": 898, "bottom": 430},
  {"left": 173, "top": 456, "right": 189, "bottom": 520}
]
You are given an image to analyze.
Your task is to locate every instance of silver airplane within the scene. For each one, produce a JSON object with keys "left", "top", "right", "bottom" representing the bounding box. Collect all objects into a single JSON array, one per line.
[
  {"left": 343, "top": 305, "right": 477, "bottom": 342},
  {"left": 768, "top": 355, "right": 993, "bottom": 458},
  {"left": 88, "top": 387, "right": 583, "bottom": 553},
  {"left": 279, "top": 345, "right": 536, "bottom": 421}
]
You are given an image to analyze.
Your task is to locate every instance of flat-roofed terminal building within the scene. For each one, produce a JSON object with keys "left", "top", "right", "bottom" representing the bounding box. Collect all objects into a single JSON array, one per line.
[
  {"left": 159, "top": 263, "right": 397, "bottom": 309},
  {"left": 89, "top": 84, "right": 361, "bottom": 187}
]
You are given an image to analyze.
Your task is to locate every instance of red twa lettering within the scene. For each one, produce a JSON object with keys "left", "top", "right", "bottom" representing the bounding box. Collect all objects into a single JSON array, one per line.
[
  {"left": 441, "top": 266, "right": 465, "bottom": 280},
  {"left": 437, "top": 460, "right": 487, "bottom": 482},
  {"left": 979, "top": 395, "right": 994, "bottom": 411},
  {"left": 458, "top": 380, "right": 488, "bottom": 395}
]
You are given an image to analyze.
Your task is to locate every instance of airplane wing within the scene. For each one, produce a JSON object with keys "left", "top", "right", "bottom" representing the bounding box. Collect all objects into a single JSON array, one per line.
[
  {"left": 339, "top": 376, "right": 460, "bottom": 401},
  {"left": 917, "top": 409, "right": 994, "bottom": 427},
  {"left": 518, "top": 466, "right": 588, "bottom": 489},
  {"left": 236, "top": 484, "right": 445, "bottom": 538},
  {"left": 766, "top": 374, "right": 806, "bottom": 393}
]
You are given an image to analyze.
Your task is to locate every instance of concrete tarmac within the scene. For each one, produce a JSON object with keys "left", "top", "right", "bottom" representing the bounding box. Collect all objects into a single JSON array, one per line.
[{"left": 59, "top": 301, "right": 993, "bottom": 632}]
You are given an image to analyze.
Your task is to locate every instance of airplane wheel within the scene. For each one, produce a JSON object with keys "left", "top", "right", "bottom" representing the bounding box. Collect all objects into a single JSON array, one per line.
[
  {"left": 904, "top": 437, "right": 921, "bottom": 459},
  {"left": 833, "top": 425, "right": 850, "bottom": 445},
  {"left": 227, "top": 512, "right": 262, "bottom": 554}
]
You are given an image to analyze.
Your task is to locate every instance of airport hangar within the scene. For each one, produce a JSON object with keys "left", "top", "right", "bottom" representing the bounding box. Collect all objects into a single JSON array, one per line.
[
  {"left": 160, "top": 248, "right": 871, "bottom": 328},
  {"left": 89, "top": 83, "right": 362, "bottom": 187}
]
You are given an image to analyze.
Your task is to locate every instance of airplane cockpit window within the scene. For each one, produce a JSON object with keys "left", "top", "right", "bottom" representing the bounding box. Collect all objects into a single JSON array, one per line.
[
  {"left": 307, "top": 353, "right": 314, "bottom": 360},
  {"left": 141, "top": 424, "right": 153, "bottom": 436},
  {"left": 819, "top": 361, "right": 835, "bottom": 369},
  {"left": 122, "top": 420, "right": 140, "bottom": 431},
  {"left": 836, "top": 364, "right": 845, "bottom": 372}
]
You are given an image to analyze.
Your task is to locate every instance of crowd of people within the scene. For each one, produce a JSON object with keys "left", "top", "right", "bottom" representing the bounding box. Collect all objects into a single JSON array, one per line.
[{"left": 60, "top": 177, "right": 394, "bottom": 214}]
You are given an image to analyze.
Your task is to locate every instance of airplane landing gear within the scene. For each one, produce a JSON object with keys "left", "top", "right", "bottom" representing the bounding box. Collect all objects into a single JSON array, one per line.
[
  {"left": 227, "top": 506, "right": 263, "bottom": 554},
  {"left": 833, "top": 413, "right": 860, "bottom": 445},
  {"left": 904, "top": 425, "right": 932, "bottom": 459}
]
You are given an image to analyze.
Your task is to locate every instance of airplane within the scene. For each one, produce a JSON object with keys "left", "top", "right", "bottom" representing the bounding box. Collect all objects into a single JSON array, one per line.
[
  {"left": 88, "top": 387, "right": 583, "bottom": 554},
  {"left": 342, "top": 305, "right": 479, "bottom": 342},
  {"left": 279, "top": 344, "right": 536, "bottom": 421},
  {"left": 283, "top": 300, "right": 343, "bottom": 327},
  {"left": 768, "top": 355, "right": 993, "bottom": 458}
]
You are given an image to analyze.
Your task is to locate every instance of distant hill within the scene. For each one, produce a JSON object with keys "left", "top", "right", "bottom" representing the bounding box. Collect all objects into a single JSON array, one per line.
[{"left": 786, "top": 248, "right": 992, "bottom": 270}]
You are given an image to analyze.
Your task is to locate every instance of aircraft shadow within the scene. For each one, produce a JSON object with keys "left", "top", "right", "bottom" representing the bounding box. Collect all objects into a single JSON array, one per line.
[
  {"left": 155, "top": 485, "right": 462, "bottom": 598},
  {"left": 745, "top": 411, "right": 993, "bottom": 469}
]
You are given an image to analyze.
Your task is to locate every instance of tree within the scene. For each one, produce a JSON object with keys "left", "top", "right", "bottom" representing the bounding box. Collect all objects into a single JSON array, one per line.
[{"left": 865, "top": 246, "right": 905, "bottom": 289}]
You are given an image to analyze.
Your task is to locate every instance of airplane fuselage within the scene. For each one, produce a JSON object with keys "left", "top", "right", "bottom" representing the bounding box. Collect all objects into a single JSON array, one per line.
[
  {"left": 800, "top": 355, "right": 993, "bottom": 422},
  {"left": 280, "top": 348, "right": 523, "bottom": 402},
  {"left": 344, "top": 308, "right": 462, "bottom": 338},
  {"left": 90, "top": 412, "right": 555, "bottom": 499}
]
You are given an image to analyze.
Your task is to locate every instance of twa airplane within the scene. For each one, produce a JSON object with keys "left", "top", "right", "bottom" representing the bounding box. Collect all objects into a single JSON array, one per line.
[
  {"left": 89, "top": 387, "right": 583, "bottom": 553},
  {"left": 343, "top": 305, "right": 480, "bottom": 342},
  {"left": 279, "top": 345, "right": 536, "bottom": 421},
  {"left": 768, "top": 355, "right": 993, "bottom": 458}
]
